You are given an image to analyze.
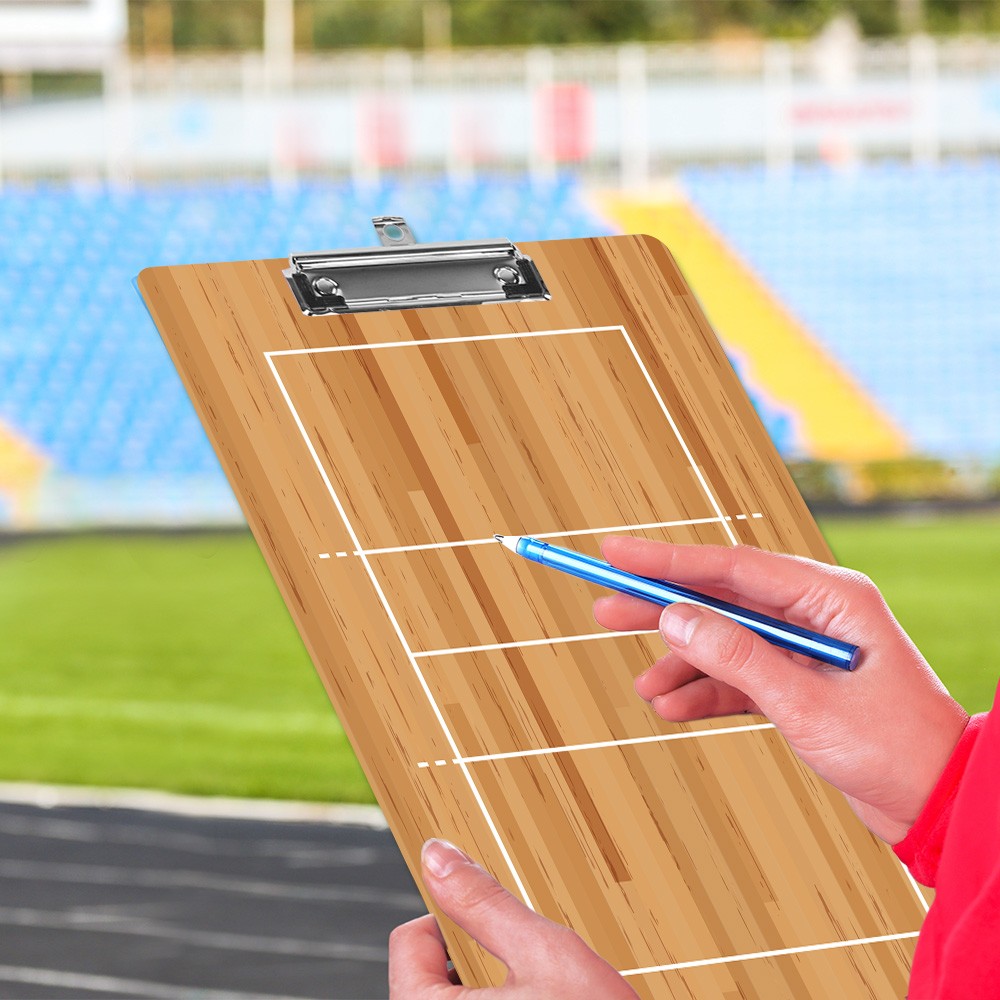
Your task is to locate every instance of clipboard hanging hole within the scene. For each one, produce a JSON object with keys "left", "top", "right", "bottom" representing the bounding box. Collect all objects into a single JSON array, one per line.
[{"left": 372, "top": 216, "right": 418, "bottom": 247}]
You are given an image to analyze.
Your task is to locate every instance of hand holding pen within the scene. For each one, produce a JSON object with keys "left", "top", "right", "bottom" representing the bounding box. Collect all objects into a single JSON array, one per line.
[
  {"left": 496, "top": 534, "right": 859, "bottom": 669},
  {"left": 390, "top": 537, "right": 969, "bottom": 997},
  {"left": 593, "top": 535, "right": 968, "bottom": 846}
]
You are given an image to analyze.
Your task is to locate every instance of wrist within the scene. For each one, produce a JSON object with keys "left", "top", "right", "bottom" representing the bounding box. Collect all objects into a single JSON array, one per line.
[
  {"left": 900, "top": 700, "right": 970, "bottom": 833},
  {"left": 892, "top": 709, "right": 985, "bottom": 885}
]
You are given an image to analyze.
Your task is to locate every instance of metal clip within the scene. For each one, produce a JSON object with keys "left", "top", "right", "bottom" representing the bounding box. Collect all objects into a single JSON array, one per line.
[{"left": 283, "top": 216, "right": 550, "bottom": 315}]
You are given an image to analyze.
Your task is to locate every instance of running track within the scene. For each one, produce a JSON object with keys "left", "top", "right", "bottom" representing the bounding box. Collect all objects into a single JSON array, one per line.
[{"left": 0, "top": 799, "right": 424, "bottom": 999}]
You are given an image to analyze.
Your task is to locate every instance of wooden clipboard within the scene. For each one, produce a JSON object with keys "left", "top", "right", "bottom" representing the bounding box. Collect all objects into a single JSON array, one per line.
[{"left": 137, "top": 222, "right": 928, "bottom": 998}]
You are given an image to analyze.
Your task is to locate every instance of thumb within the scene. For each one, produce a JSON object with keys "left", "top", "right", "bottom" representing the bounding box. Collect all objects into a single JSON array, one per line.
[
  {"left": 421, "top": 839, "right": 570, "bottom": 975},
  {"left": 658, "top": 603, "right": 828, "bottom": 717}
]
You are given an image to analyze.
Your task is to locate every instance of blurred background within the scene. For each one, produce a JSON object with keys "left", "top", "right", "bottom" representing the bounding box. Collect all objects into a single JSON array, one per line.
[{"left": 2, "top": 1, "right": 1000, "bottom": 997}]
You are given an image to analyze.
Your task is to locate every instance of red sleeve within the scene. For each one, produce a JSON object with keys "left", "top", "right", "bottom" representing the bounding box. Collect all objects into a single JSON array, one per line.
[{"left": 893, "top": 712, "right": 987, "bottom": 887}]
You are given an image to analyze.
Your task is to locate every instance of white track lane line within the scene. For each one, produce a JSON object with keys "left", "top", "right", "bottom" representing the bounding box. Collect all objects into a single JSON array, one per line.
[
  {"left": 0, "top": 905, "right": 389, "bottom": 962},
  {"left": 0, "top": 859, "right": 420, "bottom": 909},
  {"left": 0, "top": 812, "right": 381, "bottom": 867},
  {"left": 0, "top": 783, "right": 386, "bottom": 827},
  {"left": 0, "top": 964, "right": 317, "bottom": 1000}
]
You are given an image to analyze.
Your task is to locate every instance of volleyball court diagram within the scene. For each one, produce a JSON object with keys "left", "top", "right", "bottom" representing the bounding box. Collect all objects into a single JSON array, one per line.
[
  {"left": 262, "top": 315, "right": 927, "bottom": 997},
  {"left": 138, "top": 236, "right": 930, "bottom": 997}
]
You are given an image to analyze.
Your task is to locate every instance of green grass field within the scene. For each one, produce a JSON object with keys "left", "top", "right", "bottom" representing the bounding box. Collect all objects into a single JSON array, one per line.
[{"left": 1, "top": 514, "right": 997, "bottom": 803}]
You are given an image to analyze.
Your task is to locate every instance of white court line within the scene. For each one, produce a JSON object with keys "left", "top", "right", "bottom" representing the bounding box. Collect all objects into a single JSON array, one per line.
[
  {"left": 266, "top": 355, "right": 536, "bottom": 913},
  {"left": 454, "top": 723, "right": 777, "bottom": 765},
  {"left": 272, "top": 322, "right": 749, "bottom": 559},
  {"left": 269, "top": 326, "right": 927, "bottom": 959},
  {"left": 901, "top": 862, "right": 932, "bottom": 914},
  {"left": 618, "top": 930, "right": 920, "bottom": 977},
  {"left": 618, "top": 328, "right": 739, "bottom": 547},
  {"left": 351, "top": 513, "right": 745, "bottom": 558},
  {"left": 413, "top": 627, "right": 658, "bottom": 659},
  {"left": 264, "top": 324, "right": 625, "bottom": 358},
  {"left": 0, "top": 964, "right": 311, "bottom": 1000}
]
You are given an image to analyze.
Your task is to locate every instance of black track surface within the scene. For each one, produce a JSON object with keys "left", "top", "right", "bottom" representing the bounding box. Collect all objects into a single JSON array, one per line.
[{"left": 0, "top": 802, "right": 425, "bottom": 1000}]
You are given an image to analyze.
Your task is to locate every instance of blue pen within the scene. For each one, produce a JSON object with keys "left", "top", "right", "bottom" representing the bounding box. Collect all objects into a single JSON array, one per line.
[{"left": 494, "top": 535, "right": 859, "bottom": 671}]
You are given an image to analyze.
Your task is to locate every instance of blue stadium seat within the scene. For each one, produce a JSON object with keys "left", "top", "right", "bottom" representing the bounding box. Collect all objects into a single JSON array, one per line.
[
  {"left": 0, "top": 176, "right": 613, "bottom": 518},
  {"left": 682, "top": 160, "right": 1000, "bottom": 458},
  {"left": 4, "top": 165, "right": 997, "bottom": 527}
]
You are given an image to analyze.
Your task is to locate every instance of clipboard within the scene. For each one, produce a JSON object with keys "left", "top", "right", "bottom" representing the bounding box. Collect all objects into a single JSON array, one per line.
[{"left": 137, "top": 218, "right": 928, "bottom": 998}]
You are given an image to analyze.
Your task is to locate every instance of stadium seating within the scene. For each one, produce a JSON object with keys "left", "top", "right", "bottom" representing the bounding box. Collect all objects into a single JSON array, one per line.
[
  {"left": 0, "top": 176, "right": 616, "bottom": 524},
  {"left": 681, "top": 160, "right": 1000, "bottom": 459},
  {"left": 2, "top": 164, "right": 996, "bottom": 527}
]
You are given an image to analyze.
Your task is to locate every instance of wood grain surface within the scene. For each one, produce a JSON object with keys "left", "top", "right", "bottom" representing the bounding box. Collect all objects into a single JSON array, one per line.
[{"left": 138, "top": 235, "right": 928, "bottom": 998}]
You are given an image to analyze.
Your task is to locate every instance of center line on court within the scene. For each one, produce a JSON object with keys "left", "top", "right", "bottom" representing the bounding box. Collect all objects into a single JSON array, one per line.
[
  {"left": 412, "top": 628, "right": 659, "bottom": 659},
  {"left": 411, "top": 724, "right": 777, "bottom": 770},
  {"left": 338, "top": 513, "right": 764, "bottom": 559}
]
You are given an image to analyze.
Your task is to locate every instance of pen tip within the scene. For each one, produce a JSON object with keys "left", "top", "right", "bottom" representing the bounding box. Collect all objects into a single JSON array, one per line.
[{"left": 493, "top": 533, "right": 503, "bottom": 542}]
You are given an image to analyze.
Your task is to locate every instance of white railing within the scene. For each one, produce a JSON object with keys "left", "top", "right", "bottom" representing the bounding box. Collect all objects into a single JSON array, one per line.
[{"left": 1, "top": 35, "right": 1000, "bottom": 187}]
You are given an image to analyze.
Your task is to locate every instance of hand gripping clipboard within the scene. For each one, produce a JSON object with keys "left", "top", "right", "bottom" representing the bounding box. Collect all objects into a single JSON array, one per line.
[{"left": 137, "top": 218, "right": 927, "bottom": 999}]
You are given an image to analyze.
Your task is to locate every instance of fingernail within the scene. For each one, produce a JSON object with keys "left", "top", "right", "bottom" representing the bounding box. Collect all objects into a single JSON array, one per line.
[
  {"left": 660, "top": 604, "right": 700, "bottom": 646},
  {"left": 422, "top": 839, "right": 470, "bottom": 879}
]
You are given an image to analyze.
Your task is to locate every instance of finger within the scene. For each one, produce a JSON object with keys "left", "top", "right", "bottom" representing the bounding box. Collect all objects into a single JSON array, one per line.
[
  {"left": 594, "top": 593, "right": 661, "bottom": 632},
  {"left": 596, "top": 590, "right": 792, "bottom": 635},
  {"left": 658, "top": 604, "right": 828, "bottom": 718},
  {"left": 652, "top": 677, "right": 759, "bottom": 721},
  {"left": 388, "top": 914, "right": 460, "bottom": 998},
  {"left": 596, "top": 587, "right": 794, "bottom": 650},
  {"left": 421, "top": 839, "right": 562, "bottom": 975},
  {"left": 601, "top": 536, "right": 876, "bottom": 634},
  {"left": 637, "top": 650, "right": 759, "bottom": 720},
  {"left": 634, "top": 652, "right": 703, "bottom": 702},
  {"left": 636, "top": 648, "right": 818, "bottom": 699}
]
